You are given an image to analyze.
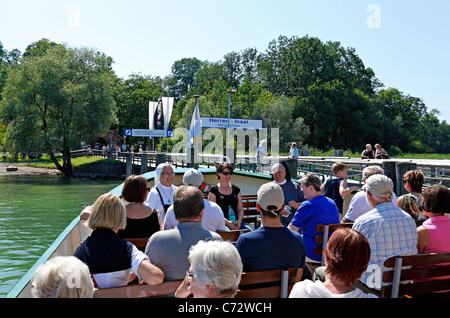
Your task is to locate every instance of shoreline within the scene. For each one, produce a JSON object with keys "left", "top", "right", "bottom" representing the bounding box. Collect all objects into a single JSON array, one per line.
[{"left": 0, "top": 162, "right": 62, "bottom": 176}]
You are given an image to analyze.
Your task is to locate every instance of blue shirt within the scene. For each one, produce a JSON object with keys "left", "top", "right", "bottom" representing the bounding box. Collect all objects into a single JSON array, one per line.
[
  {"left": 236, "top": 226, "right": 306, "bottom": 272},
  {"left": 290, "top": 195, "right": 339, "bottom": 261}
]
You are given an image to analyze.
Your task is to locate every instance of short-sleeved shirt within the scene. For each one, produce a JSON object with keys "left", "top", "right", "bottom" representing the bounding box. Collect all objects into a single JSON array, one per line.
[
  {"left": 290, "top": 195, "right": 339, "bottom": 262},
  {"left": 236, "top": 226, "right": 306, "bottom": 272},
  {"left": 352, "top": 202, "right": 418, "bottom": 289}
]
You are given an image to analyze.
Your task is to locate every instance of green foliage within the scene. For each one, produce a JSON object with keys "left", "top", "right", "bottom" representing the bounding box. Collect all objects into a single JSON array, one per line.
[{"left": 0, "top": 44, "right": 116, "bottom": 175}]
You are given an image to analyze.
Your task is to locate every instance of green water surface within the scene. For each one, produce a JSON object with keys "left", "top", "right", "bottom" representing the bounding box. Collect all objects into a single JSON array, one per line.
[{"left": 0, "top": 174, "right": 121, "bottom": 297}]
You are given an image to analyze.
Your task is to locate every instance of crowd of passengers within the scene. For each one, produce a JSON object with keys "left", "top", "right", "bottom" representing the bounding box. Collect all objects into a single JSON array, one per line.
[{"left": 30, "top": 161, "right": 450, "bottom": 298}]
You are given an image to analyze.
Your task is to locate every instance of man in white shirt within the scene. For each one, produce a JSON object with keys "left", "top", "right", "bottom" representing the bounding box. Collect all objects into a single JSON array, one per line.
[
  {"left": 342, "top": 165, "right": 397, "bottom": 223},
  {"left": 163, "top": 169, "right": 227, "bottom": 232}
]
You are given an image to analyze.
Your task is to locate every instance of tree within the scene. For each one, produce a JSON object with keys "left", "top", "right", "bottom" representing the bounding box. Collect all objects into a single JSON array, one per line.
[
  {"left": 0, "top": 45, "right": 117, "bottom": 176},
  {"left": 168, "top": 57, "right": 202, "bottom": 100}
]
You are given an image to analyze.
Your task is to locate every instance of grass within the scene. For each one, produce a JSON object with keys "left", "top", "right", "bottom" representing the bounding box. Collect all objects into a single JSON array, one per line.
[{"left": 14, "top": 156, "right": 113, "bottom": 169}]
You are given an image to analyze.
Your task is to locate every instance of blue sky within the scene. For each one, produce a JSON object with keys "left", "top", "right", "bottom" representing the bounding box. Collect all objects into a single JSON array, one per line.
[{"left": 1, "top": 0, "right": 449, "bottom": 123}]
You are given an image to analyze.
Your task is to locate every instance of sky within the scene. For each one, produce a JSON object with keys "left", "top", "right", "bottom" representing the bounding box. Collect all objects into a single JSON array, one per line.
[{"left": 1, "top": 0, "right": 449, "bottom": 123}]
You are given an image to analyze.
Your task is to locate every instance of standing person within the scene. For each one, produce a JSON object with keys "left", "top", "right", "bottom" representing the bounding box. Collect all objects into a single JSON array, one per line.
[
  {"left": 175, "top": 240, "right": 243, "bottom": 298},
  {"left": 145, "top": 163, "right": 177, "bottom": 223},
  {"left": 270, "top": 162, "right": 305, "bottom": 227},
  {"left": 164, "top": 169, "right": 227, "bottom": 232},
  {"left": 256, "top": 139, "right": 268, "bottom": 173},
  {"left": 397, "top": 170, "right": 426, "bottom": 220},
  {"left": 361, "top": 144, "right": 375, "bottom": 159},
  {"left": 288, "top": 173, "right": 339, "bottom": 276},
  {"left": 352, "top": 175, "right": 417, "bottom": 291},
  {"left": 374, "top": 144, "right": 389, "bottom": 159},
  {"left": 145, "top": 186, "right": 222, "bottom": 281},
  {"left": 289, "top": 228, "right": 376, "bottom": 298},
  {"left": 236, "top": 182, "right": 305, "bottom": 282},
  {"left": 117, "top": 175, "right": 162, "bottom": 239},
  {"left": 320, "top": 162, "right": 360, "bottom": 217},
  {"left": 289, "top": 142, "right": 299, "bottom": 159},
  {"left": 74, "top": 193, "right": 164, "bottom": 288},
  {"left": 208, "top": 162, "right": 251, "bottom": 231}
]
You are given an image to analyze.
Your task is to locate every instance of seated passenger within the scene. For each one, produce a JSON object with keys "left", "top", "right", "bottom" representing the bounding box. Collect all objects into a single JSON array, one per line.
[
  {"left": 31, "top": 256, "right": 95, "bottom": 298},
  {"left": 236, "top": 182, "right": 305, "bottom": 282},
  {"left": 208, "top": 162, "right": 251, "bottom": 231},
  {"left": 117, "top": 174, "right": 162, "bottom": 239},
  {"left": 270, "top": 162, "right": 305, "bottom": 227},
  {"left": 288, "top": 173, "right": 339, "bottom": 276},
  {"left": 145, "top": 186, "right": 222, "bottom": 281},
  {"left": 164, "top": 169, "right": 227, "bottom": 232},
  {"left": 290, "top": 228, "right": 377, "bottom": 298},
  {"left": 175, "top": 240, "right": 242, "bottom": 298},
  {"left": 74, "top": 193, "right": 164, "bottom": 288},
  {"left": 417, "top": 184, "right": 450, "bottom": 254}
]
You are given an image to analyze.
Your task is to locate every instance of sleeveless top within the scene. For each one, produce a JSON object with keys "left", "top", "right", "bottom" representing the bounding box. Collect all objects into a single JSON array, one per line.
[
  {"left": 323, "top": 178, "right": 344, "bottom": 214},
  {"left": 117, "top": 211, "right": 160, "bottom": 239},
  {"left": 362, "top": 150, "right": 374, "bottom": 159},
  {"left": 422, "top": 216, "right": 450, "bottom": 254},
  {"left": 209, "top": 184, "right": 240, "bottom": 219}
]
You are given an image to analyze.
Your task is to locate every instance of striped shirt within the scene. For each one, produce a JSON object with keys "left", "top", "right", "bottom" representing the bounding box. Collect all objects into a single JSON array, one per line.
[{"left": 353, "top": 202, "right": 418, "bottom": 289}]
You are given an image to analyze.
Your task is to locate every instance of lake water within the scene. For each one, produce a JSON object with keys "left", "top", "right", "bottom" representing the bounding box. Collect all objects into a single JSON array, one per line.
[{"left": 0, "top": 174, "right": 121, "bottom": 297}]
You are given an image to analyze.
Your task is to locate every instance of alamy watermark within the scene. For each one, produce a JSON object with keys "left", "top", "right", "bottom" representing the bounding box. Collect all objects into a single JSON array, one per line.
[
  {"left": 366, "top": 4, "right": 381, "bottom": 29},
  {"left": 67, "top": 3, "right": 81, "bottom": 29},
  {"left": 170, "top": 127, "right": 280, "bottom": 165}
]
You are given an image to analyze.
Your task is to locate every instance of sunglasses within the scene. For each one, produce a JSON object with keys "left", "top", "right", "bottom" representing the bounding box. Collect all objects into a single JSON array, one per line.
[{"left": 221, "top": 172, "right": 233, "bottom": 176}]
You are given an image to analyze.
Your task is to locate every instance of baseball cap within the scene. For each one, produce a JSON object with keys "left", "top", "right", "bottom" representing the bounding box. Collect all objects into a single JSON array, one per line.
[
  {"left": 182, "top": 169, "right": 204, "bottom": 188},
  {"left": 363, "top": 174, "right": 394, "bottom": 197},
  {"left": 257, "top": 182, "right": 285, "bottom": 214}
]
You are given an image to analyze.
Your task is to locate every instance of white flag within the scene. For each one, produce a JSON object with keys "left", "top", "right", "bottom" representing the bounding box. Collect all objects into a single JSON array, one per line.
[{"left": 188, "top": 101, "right": 201, "bottom": 147}]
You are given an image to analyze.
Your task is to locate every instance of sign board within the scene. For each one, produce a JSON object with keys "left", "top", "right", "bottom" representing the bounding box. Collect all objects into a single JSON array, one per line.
[
  {"left": 167, "top": 130, "right": 174, "bottom": 138},
  {"left": 200, "top": 117, "right": 263, "bottom": 130},
  {"left": 124, "top": 129, "right": 167, "bottom": 138}
]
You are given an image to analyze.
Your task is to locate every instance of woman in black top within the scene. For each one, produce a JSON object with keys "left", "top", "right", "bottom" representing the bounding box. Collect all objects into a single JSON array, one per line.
[
  {"left": 117, "top": 175, "right": 162, "bottom": 239},
  {"left": 208, "top": 162, "right": 251, "bottom": 230}
]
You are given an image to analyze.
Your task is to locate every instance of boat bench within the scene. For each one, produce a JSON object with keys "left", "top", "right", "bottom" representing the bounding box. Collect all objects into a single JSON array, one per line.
[
  {"left": 314, "top": 219, "right": 426, "bottom": 266},
  {"left": 374, "top": 252, "right": 450, "bottom": 298},
  {"left": 93, "top": 268, "right": 297, "bottom": 298}
]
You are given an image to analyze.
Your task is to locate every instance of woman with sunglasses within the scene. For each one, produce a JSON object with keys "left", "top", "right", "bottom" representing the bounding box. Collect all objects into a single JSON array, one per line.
[
  {"left": 117, "top": 174, "right": 162, "bottom": 240},
  {"left": 208, "top": 162, "right": 251, "bottom": 231}
]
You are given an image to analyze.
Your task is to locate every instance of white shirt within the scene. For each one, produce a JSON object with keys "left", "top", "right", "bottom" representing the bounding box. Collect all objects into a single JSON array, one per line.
[
  {"left": 344, "top": 190, "right": 397, "bottom": 222},
  {"left": 145, "top": 184, "right": 177, "bottom": 222},
  {"left": 289, "top": 280, "right": 378, "bottom": 298},
  {"left": 163, "top": 199, "right": 227, "bottom": 232}
]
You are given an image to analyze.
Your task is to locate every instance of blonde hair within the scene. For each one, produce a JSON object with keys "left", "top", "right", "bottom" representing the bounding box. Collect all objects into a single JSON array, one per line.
[
  {"left": 332, "top": 162, "right": 348, "bottom": 175},
  {"left": 87, "top": 193, "right": 126, "bottom": 230},
  {"left": 31, "top": 256, "right": 94, "bottom": 298}
]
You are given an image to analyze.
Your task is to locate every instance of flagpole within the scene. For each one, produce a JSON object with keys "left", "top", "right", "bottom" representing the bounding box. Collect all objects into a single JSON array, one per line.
[{"left": 193, "top": 95, "right": 200, "bottom": 168}]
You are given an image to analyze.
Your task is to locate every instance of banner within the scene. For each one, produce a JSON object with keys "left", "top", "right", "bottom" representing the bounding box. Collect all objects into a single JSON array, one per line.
[{"left": 149, "top": 97, "right": 174, "bottom": 131}]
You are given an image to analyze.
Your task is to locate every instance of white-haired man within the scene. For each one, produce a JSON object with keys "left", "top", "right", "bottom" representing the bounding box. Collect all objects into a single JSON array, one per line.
[
  {"left": 352, "top": 174, "right": 417, "bottom": 291},
  {"left": 163, "top": 169, "right": 227, "bottom": 232}
]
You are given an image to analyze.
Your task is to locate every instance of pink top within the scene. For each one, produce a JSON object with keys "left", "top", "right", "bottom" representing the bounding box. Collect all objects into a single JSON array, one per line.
[{"left": 422, "top": 216, "right": 450, "bottom": 254}]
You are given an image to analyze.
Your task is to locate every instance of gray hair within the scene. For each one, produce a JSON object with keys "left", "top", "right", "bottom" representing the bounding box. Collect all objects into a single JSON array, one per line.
[
  {"left": 362, "top": 165, "right": 384, "bottom": 181},
  {"left": 188, "top": 240, "right": 242, "bottom": 297},
  {"left": 299, "top": 173, "right": 322, "bottom": 191},
  {"left": 270, "top": 163, "right": 285, "bottom": 174},
  {"left": 31, "top": 256, "right": 94, "bottom": 298}
]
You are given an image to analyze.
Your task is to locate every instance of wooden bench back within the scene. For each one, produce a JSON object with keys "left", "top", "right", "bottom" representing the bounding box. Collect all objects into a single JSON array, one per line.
[
  {"left": 235, "top": 268, "right": 297, "bottom": 298},
  {"left": 218, "top": 229, "right": 250, "bottom": 243},
  {"left": 314, "top": 223, "right": 353, "bottom": 265},
  {"left": 125, "top": 237, "right": 149, "bottom": 251},
  {"left": 380, "top": 252, "right": 450, "bottom": 298},
  {"left": 93, "top": 269, "right": 297, "bottom": 298}
]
